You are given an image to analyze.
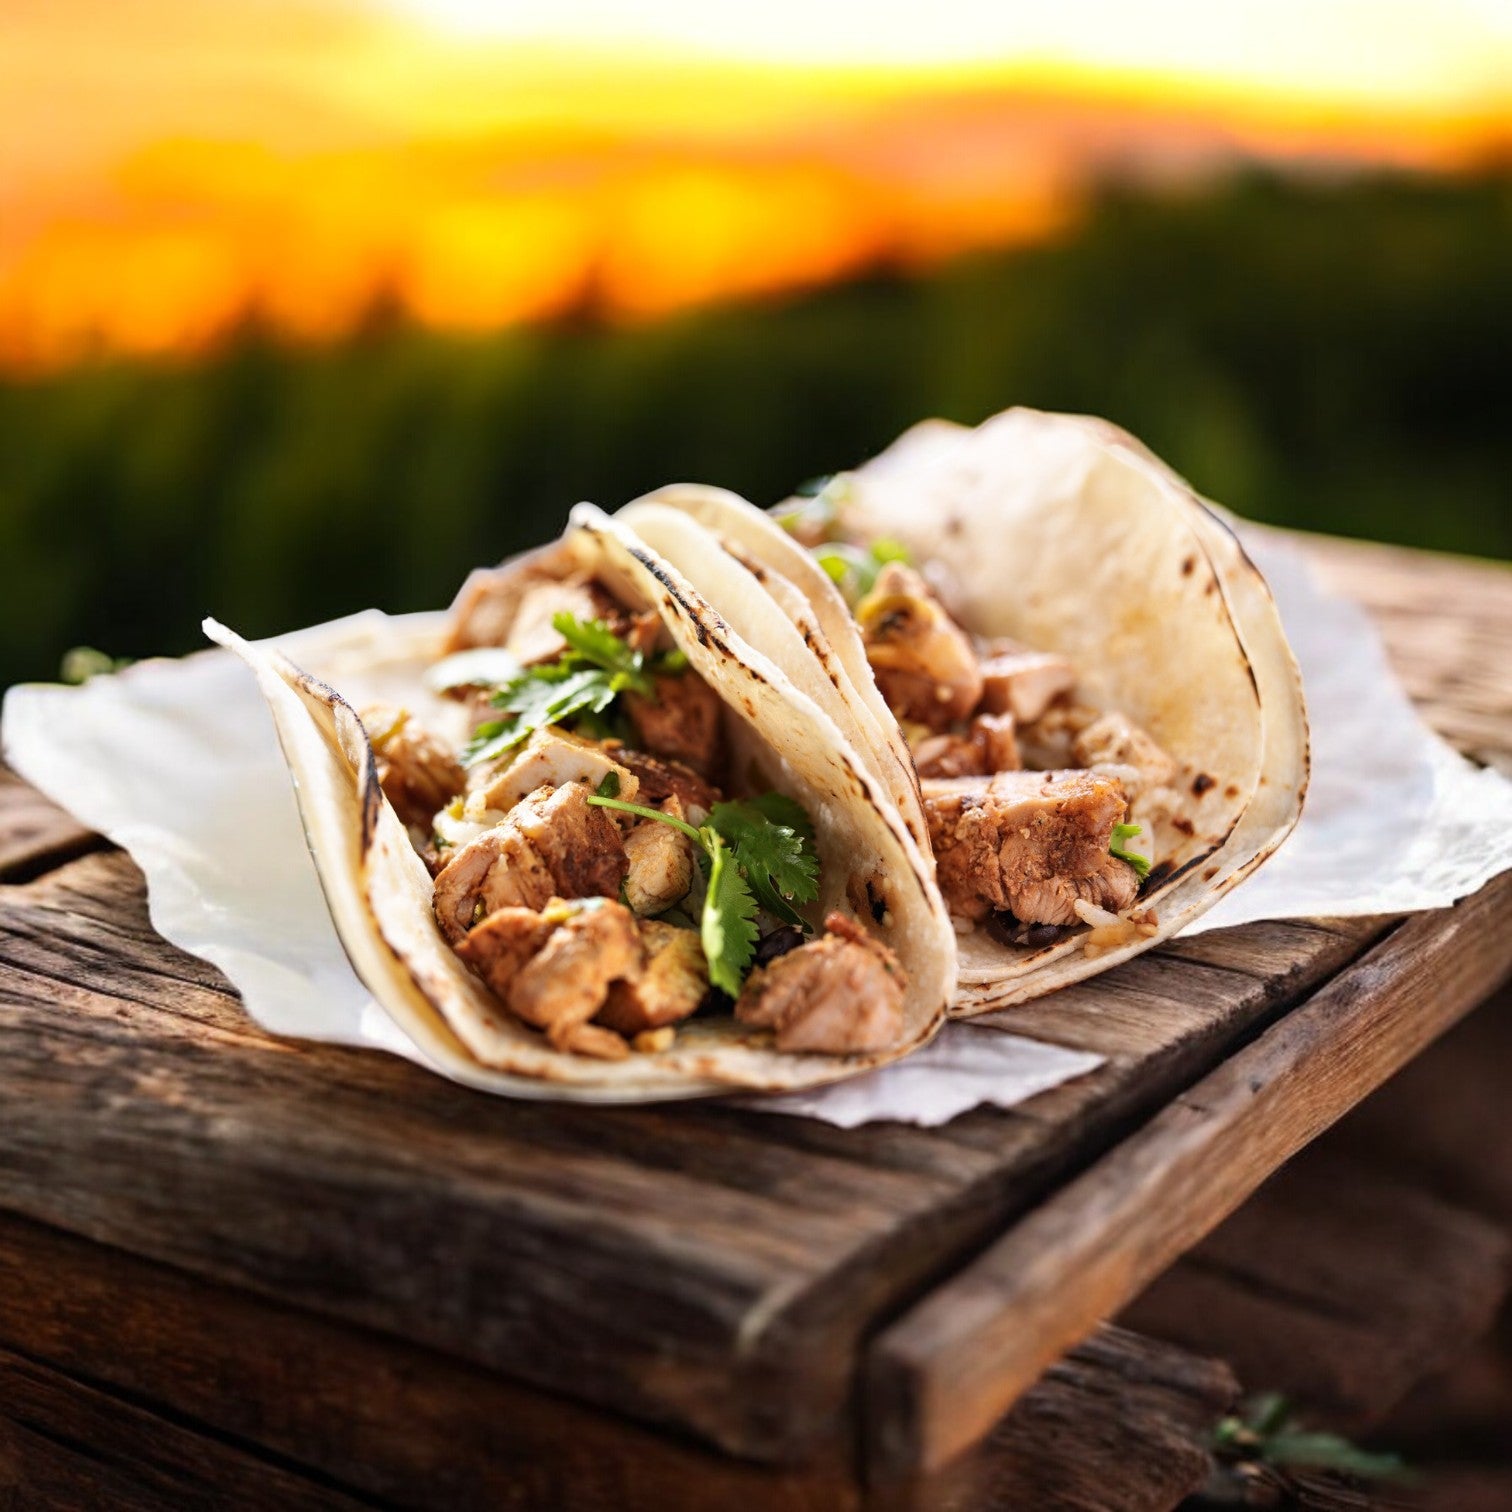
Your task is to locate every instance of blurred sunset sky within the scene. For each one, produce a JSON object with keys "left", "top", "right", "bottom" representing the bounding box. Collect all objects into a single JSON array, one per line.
[{"left": 4, "top": 0, "right": 1511, "bottom": 371}]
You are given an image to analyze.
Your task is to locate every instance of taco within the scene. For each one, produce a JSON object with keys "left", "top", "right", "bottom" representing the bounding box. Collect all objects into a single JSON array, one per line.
[
  {"left": 207, "top": 503, "right": 952, "bottom": 1100},
  {"left": 632, "top": 408, "right": 1308, "bottom": 1011}
]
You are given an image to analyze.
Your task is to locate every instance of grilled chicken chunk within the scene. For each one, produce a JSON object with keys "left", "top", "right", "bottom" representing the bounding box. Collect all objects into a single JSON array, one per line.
[
  {"left": 455, "top": 898, "right": 642, "bottom": 1060},
  {"left": 623, "top": 670, "right": 725, "bottom": 777},
  {"left": 361, "top": 705, "right": 465, "bottom": 832},
  {"left": 503, "top": 574, "right": 635, "bottom": 666},
  {"left": 466, "top": 727, "right": 639, "bottom": 818},
  {"left": 597, "top": 920, "right": 708, "bottom": 1035},
  {"left": 976, "top": 642, "right": 1076, "bottom": 724},
  {"left": 924, "top": 769, "right": 1140, "bottom": 926},
  {"left": 613, "top": 748, "right": 721, "bottom": 821},
  {"left": 912, "top": 711, "right": 1020, "bottom": 780},
  {"left": 432, "top": 782, "right": 627, "bottom": 943},
  {"left": 734, "top": 912, "right": 906, "bottom": 1054},
  {"left": 622, "top": 798, "right": 696, "bottom": 916},
  {"left": 856, "top": 563, "right": 983, "bottom": 731},
  {"left": 1070, "top": 712, "right": 1177, "bottom": 800}
]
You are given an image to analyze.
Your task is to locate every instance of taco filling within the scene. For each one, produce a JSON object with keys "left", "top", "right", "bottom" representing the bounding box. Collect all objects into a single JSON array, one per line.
[
  {"left": 782, "top": 486, "right": 1173, "bottom": 942},
  {"left": 358, "top": 563, "right": 908, "bottom": 1061}
]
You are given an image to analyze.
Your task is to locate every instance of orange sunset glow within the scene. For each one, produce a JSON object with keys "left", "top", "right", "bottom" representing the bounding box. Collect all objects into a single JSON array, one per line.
[{"left": 3, "top": 0, "right": 1510, "bottom": 372}]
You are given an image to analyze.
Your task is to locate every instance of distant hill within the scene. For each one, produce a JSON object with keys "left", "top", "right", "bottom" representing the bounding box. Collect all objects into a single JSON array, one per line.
[{"left": 0, "top": 167, "right": 1507, "bottom": 689}]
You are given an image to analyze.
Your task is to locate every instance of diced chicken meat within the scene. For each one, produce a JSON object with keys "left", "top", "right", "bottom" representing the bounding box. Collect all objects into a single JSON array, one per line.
[
  {"left": 734, "top": 912, "right": 906, "bottom": 1054},
  {"left": 976, "top": 641, "right": 1077, "bottom": 724},
  {"left": 912, "top": 711, "right": 1020, "bottom": 780},
  {"left": 621, "top": 799, "right": 696, "bottom": 916},
  {"left": 502, "top": 574, "right": 635, "bottom": 666},
  {"left": 431, "top": 782, "right": 626, "bottom": 943},
  {"left": 1015, "top": 703, "right": 1100, "bottom": 771},
  {"left": 465, "top": 727, "right": 639, "bottom": 818},
  {"left": 923, "top": 769, "right": 1141, "bottom": 926},
  {"left": 361, "top": 705, "right": 465, "bottom": 832},
  {"left": 455, "top": 898, "right": 643, "bottom": 1059},
  {"left": 1070, "top": 712, "right": 1177, "bottom": 800},
  {"left": 612, "top": 748, "right": 722, "bottom": 821},
  {"left": 623, "top": 669, "right": 725, "bottom": 777},
  {"left": 856, "top": 563, "right": 983, "bottom": 731},
  {"left": 597, "top": 920, "right": 708, "bottom": 1035}
]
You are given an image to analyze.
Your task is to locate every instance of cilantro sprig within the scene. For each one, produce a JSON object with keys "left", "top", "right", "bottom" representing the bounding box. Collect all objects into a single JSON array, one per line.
[
  {"left": 812, "top": 538, "right": 912, "bottom": 605},
  {"left": 1110, "top": 821, "right": 1152, "bottom": 879},
  {"left": 588, "top": 777, "right": 820, "bottom": 995},
  {"left": 461, "top": 612, "right": 681, "bottom": 768}
]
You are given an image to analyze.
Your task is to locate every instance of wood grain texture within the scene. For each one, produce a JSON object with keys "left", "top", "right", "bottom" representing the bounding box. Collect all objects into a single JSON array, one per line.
[
  {"left": 1121, "top": 1145, "right": 1512, "bottom": 1427},
  {"left": 1304, "top": 536, "right": 1512, "bottom": 771},
  {"left": 0, "top": 1349, "right": 372, "bottom": 1512},
  {"left": 865, "top": 869, "right": 1512, "bottom": 1479},
  {"left": 904, "top": 1326, "right": 1237, "bottom": 1512},
  {"left": 0, "top": 764, "right": 100, "bottom": 881},
  {"left": 0, "top": 847, "right": 1371, "bottom": 1462},
  {"left": 0, "top": 1208, "right": 1237, "bottom": 1512}
]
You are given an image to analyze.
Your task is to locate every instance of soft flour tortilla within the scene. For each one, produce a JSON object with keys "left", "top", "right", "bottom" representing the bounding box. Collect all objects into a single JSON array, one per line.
[
  {"left": 645, "top": 408, "right": 1308, "bottom": 1011},
  {"left": 206, "top": 506, "right": 951, "bottom": 1100}
]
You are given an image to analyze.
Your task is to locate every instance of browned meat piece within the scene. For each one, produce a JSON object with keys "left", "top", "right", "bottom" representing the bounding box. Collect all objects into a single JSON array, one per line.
[
  {"left": 1070, "top": 711, "right": 1177, "bottom": 799},
  {"left": 1015, "top": 702, "right": 1099, "bottom": 770},
  {"left": 597, "top": 921, "right": 707, "bottom": 1035},
  {"left": 913, "top": 712, "right": 1020, "bottom": 780},
  {"left": 1006, "top": 854, "right": 1141, "bottom": 928},
  {"left": 431, "top": 782, "right": 627, "bottom": 943},
  {"left": 451, "top": 904, "right": 553, "bottom": 1000},
  {"left": 502, "top": 575, "right": 632, "bottom": 665},
  {"left": 442, "top": 557, "right": 650, "bottom": 663},
  {"left": 623, "top": 669, "right": 725, "bottom": 777},
  {"left": 734, "top": 911, "right": 906, "bottom": 1054},
  {"left": 360, "top": 705, "right": 465, "bottom": 831},
  {"left": 621, "top": 799, "right": 696, "bottom": 916},
  {"left": 923, "top": 769, "right": 1139, "bottom": 926},
  {"left": 976, "top": 641, "right": 1076, "bottom": 723},
  {"left": 465, "top": 727, "right": 638, "bottom": 817},
  {"left": 442, "top": 566, "right": 528, "bottom": 654},
  {"left": 613, "top": 748, "right": 722, "bottom": 818},
  {"left": 455, "top": 898, "right": 642, "bottom": 1060},
  {"left": 856, "top": 562, "right": 983, "bottom": 731}
]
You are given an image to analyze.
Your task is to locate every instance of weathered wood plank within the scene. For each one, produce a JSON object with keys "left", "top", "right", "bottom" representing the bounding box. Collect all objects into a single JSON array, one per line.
[
  {"left": 0, "top": 1349, "right": 373, "bottom": 1511},
  {"left": 0, "top": 764, "right": 100, "bottom": 881},
  {"left": 0, "top": 843, "right": 1384, "bottom": 1463},
  {"left": 900, "top": 1326, "right": 1236, "bottom": 1512},
  {"left": 1121, "top": 1146, "right": 1512, "bottom": 1427},
  {"left": 0, "top": 1207, "right": 1241, "bottom": 1512},
  {"left": 0, "top": 1210, "right": 856, "bottom": 1512},
  {"left": 864, "top": 869, "right": 1512, "bottom": 1480}
]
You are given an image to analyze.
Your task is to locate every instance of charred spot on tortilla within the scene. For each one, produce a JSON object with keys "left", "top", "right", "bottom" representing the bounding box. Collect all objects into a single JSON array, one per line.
[
  {"left": 1225, "top": 784, "right": 1240, "bottom": 799},
  {"left": 1171, "top": 816, "right": 1196, "bottom": 837},
  {"left": 1143, "top": 859, "right": 1179, "bottom": 889},
  {"left": 1192, "top": 772, "right": 1217, "bottom": 797},
  {"left": 1203, "top": 865, "right": 1220, "bottom": 881},
  {"left": 1181, "top": 555, "right": 1197, "bottom": 576}
]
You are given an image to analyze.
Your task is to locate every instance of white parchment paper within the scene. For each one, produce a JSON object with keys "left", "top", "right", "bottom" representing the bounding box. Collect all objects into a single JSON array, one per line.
[{"left": 4, "top": 526, "right": 1509, "bottom": 1124}]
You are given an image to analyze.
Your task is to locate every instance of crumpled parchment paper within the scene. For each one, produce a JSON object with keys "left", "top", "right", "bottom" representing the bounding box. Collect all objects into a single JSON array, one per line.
[{"left": 4, "top": 525, "right": 1509, "bottom": 1125}]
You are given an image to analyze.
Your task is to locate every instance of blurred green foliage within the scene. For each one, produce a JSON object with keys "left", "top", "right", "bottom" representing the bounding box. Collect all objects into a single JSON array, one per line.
[{"left": 1, "top": 167, "right": 1508, "bottom": 690}]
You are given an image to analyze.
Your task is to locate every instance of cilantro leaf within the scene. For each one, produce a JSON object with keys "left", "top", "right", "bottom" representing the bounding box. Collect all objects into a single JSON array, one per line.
[
  {"left": 708, "top": 799, "right": 819, "bottom": 928},
  {"left": 1110, "top": 821, "right": 1152, "bottom": 879},
  {"left": 810, "top": 537, "right": 913, "bottom": 605},
  {"left": 551, "top": 613, "right": 654, "bottom": 694},
  {"left": 459, "top": 613, "right": 665, "bottom": 767},
  {"left": 587, "top": 787, "right": 821, "bottom": 991},
  {"left": 702, "top": 832, "right": 760, "bottom": 996},
  {"left": 462, "top": 664, "right": 620, "bottom": 766}
]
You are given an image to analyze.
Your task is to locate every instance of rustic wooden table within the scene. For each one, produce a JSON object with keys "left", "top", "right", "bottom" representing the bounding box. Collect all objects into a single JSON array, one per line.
[{"left": 1, "top": 534, "right": 1508, "bottom": 1511}]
